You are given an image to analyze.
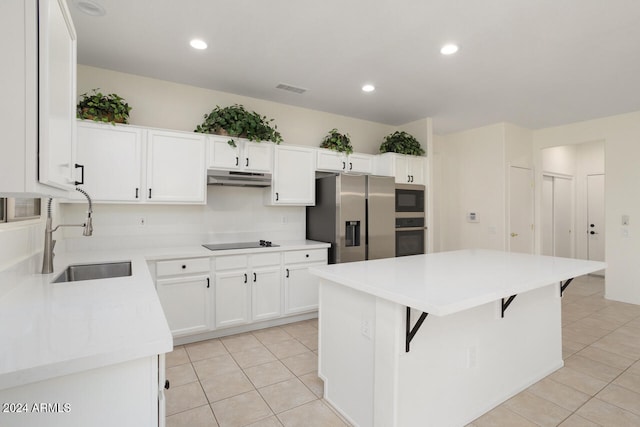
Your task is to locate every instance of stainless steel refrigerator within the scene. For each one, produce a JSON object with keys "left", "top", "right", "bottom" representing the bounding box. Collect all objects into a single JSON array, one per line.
[{"left": 306, "top": 174, "right": 395, "bottom": 263}]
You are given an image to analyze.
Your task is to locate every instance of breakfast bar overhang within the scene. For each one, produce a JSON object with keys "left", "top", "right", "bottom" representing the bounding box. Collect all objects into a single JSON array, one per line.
[{"left": 309, "top": 249, "right": 606, "bottom": 427}]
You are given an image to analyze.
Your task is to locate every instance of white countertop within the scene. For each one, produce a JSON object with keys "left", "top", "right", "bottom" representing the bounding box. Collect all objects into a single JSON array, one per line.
[
  {"left": 0, "top": 240, "right": 329, "bottom": 390},
  {"left": 310, "top": 249, "right": 606, "bottom": 316}
]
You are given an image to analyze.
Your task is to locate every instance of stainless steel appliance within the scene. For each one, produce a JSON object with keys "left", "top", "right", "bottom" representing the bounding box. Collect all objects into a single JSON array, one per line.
[
  {"left": 202, "top": 240, "right": 279, "bottom": 251},
  {"left": 396, "top": 216, "right": 426, "bottom": 256},
  {"left": 207, "top": 170, "right": 272, "bottom": 187},
  {"left": 395, "top": 183, "right": 425, "bottom": 213},
  {"left": 306, "top": 174, "right": 395, "bottom": 263}
]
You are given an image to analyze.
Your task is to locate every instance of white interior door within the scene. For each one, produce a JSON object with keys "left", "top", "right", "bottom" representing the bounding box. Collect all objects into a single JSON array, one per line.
[
  {"left": 542, "top": 176, "right": 554, "bottom": 256},
  {"left": 587, "top": 174, "right": 605, "bottom": 273},
  {"left": 509, "top": 166, "right": 534, "bottom": 253},
  {"left": 553, "top": 177, "right": 573, "bottom": 258}
]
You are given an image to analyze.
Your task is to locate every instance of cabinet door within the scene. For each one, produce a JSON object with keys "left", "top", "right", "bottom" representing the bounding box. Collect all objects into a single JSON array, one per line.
[
  {"left": 156, "top": 275, "right": 210, "bottom": 336},
  {"left": 270, "top": 145, "right": 315, "bottom": 205},
  {"left": 251, "top": 266, "right": 281, "bottom": 321},
  {"left": 284, "top": 263, "right": 321, "bottom": 314},
  {"left": 214, "top": 270, "right": 250, "bottom": 328},
  {"left": 38, "top": 0, "right": 77, "bottom": 190},
  {"left": 243, "top": 141, "right": 273, "bottom": 172},
  {"left": 208, "top": 136, "right": 241, "bottom": 170},
  {"left": 393, "top": 155, "right": 411, "bottom": 184},
  {"left": 146, "top": 130, "right": 206, "bottom": 203},
  {"left": 347, "top": 153, "right": 373, "bottom": 174},
  {"left": 316, "top": 149, "right": 345, "bottom": 172},
  {"left": 76, "top": 122, "right": 143, "bottom": 202},
  {"left": 407, "top": 156, "right": 426, "bottom": 185}
]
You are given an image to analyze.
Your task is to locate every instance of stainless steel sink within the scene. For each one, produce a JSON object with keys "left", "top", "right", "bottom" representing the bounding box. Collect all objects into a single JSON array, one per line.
[{"left": 52, "top": 261, "right": 132, "bottom": 283}]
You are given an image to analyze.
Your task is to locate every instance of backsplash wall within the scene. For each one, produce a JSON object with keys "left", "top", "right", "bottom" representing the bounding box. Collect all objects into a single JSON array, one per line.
[{"left": 60, "top": 186, "right": 306, "bottom": 252}]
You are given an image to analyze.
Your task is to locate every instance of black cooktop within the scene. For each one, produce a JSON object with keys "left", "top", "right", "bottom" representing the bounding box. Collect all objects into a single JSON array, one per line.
[{"left": 202, "top": 240, "right": 279, "bottom": 251}]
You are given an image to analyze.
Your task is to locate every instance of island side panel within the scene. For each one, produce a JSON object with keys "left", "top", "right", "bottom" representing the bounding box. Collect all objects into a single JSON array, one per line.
[
  {"left": 396, "top": 283, "right": 562, "bottom": 427},
  {"left": 318, "top": 279, "right": 377, "bottom": 427}
]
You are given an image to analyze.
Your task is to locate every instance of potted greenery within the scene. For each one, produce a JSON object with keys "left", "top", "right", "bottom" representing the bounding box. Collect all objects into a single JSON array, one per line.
[
  {"left": 76, "top": 88, "right": 132, "bottom": 124},
  {"left": 194, "top": 104, "right": 283, "bottom": 147},
  {"left": 379, "top": 131, "right": 425, "bottom": 156},
  {"left": 320, "top": 128, "right": 353, "bottom": 155}
]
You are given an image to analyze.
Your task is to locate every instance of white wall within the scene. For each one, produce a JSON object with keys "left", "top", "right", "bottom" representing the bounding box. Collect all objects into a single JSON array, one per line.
[
  {"left": 77, "top": 65, "right": 396, "bottom": 155},
  {"left": 533, "top": 111, "right": 640, "bottom": 304},
  {"left": 60, "top": 186, "right": 305, "bottom": 251},
  {"left": 435, "top": 123, "right": 507, "bottom": 251}
]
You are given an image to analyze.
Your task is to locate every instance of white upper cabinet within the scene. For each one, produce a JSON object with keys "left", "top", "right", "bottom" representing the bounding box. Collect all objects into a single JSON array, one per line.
[
  {"left": 316, "top": 149, "right": 373, "bottom": 174},
  {"left": 207, "top": 136, "right": 273, "bottom": 173},
  {"left": 75, "top": 121, "right": 143, "bottom": 202},
  {"left": 267, "top": 145, "right": 315, "bottom": 206},
  {"left": 71, "top": 123, "right": 206, "bottom": 204},
  {"left": 38, "top": 0, "right": 78, "bottom": 191},
  {"left": 376, "top": 153, "right": 427, "bottom": 185},
  {"left": 146, "top": 129, "right": 207, "bottom": 203},
  {"left": 1, "top": 0, "right": 76, "bottom": 196}
]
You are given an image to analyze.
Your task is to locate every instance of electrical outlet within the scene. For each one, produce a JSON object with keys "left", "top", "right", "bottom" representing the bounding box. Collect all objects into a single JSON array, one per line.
[{"left": 361, "top": 319, "right": 372, "bottom": 339}]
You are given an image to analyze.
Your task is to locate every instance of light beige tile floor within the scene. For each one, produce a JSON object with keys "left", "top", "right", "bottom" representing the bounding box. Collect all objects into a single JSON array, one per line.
[{"left": 166, "top": 275, "right": 640, "bottom": 427}]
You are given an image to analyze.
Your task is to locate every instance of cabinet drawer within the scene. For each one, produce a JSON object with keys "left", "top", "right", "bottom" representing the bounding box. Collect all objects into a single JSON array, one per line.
[
  {"left": 251, "top": 252, "right": 281, "bottom": 267},
  {"left": 216, "top": 255, "right": 248, "bottom": 271},
  {"left": 156, "top": 258, "right": 210, "bottom": 277},
  {"left": 284, "top": 249, "right": 327, "bottom": 264}
]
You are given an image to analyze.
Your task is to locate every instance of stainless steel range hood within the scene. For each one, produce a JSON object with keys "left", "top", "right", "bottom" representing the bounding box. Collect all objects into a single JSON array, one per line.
[{"left": 207, "top": 170, "right": 272, "bottom": 187}]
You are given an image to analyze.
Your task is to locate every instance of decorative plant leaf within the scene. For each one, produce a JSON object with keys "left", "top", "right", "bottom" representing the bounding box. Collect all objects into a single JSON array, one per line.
[
  {"left": 379, "top": 131, "right": 425, "bottom": 156},
  {"left": 76, "top": 88, "right": 132, "bottom": 125},
  {"left": 194, "top": 104, "right": 282, "bottom": 144},
  {"left": 320, "top": 128, "right": 353, "bottom": 154}
]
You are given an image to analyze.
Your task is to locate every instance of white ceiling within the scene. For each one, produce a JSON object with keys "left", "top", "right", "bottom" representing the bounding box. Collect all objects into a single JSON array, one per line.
[{"left": 68, "top": 0, "right": 640, "bottom": 134}]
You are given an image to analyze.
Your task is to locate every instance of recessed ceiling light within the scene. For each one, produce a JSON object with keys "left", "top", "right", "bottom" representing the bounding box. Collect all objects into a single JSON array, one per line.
[
  {"left": 440, "top": 44, "right": 459, "bottom": 55},
  {"left": 72, "top": 0, "right": 106, "bottom": 16},
  {"left": 190, "top": 39, "right": 208, "bottom": 50},
  {"left": 362, "top": 84, "right": 375, "bottom": 92}
]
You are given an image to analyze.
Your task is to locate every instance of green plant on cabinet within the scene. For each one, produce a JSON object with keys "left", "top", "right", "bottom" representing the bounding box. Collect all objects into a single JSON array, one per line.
[
  {"left": 379, "top": 131, "right": 425, "bottom": 156},
  {"left": 77, "top": 88, "right": 132, "bottom": 125},
  {"left": 320, "top": 128, "right": 353, "bottom": 154},
  {"left": 194, "top": 104, "right": 283, "bottom": 147}
]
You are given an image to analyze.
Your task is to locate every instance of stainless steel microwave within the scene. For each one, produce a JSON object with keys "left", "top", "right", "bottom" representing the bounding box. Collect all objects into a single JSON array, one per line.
[{"left": 395, "top": 184, "right": 425, "bottom": 213}]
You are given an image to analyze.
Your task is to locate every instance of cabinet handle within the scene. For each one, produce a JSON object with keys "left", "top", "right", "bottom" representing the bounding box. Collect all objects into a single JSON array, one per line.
[
  {"left": 342, "top": 161, "right": 346, "bottom": 170},
  {"left": 305, "top": 253, "right": 309, "bottom": 258},
  {"left": 349, "top": 162, "right": 353, "bottom": 170},
  {"left": 135, "top": 187, "right": 139, "bottom": 199},
  {"left": 275, "top": 192, "right": 279, "bottom": 201},
  {"left": 235, "top": 156, "right": 239, "bottom": 166},
  {"left": 408, "top": 175, "right": 411, "bottom": 183},
  {"left": 182, "top": 265, "right": 186, "bottom": 269},
  {"left": 206, "top": 277, "right": 210, "bottom": 288},
  {"left": 246, "top": 158, "right": 249, "bottom": 167},
  {"left": 165, "top": 380, "right": 170, "bottom": 390},
  {"left": 148, "top": 188, "right": 152, "bottom": 199},
  {"left": 410, "top": 175, "right": 414, "bottom": 183},
  {"left": 244, "top": 273, "right": 247, "bottom": 283},
  {"left": 286, "top": 268, "right": 289, "bottom": 278},
  {"left": 253, "top": 272, "right": 257, "bottom": 282},
  {"left": 74, "top": 163, "right": 85, "bottom": 185}
]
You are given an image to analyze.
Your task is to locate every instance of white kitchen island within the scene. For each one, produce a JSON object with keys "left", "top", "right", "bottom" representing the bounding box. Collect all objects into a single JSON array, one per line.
[{"left": 309, "top": 249, "right": 606, "bottom": 427}]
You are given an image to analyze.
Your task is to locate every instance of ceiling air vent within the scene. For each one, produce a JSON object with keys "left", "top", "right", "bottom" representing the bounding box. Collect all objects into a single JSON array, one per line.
[{"left": 276, "top": 83, "right": 307, "bottom": 94}]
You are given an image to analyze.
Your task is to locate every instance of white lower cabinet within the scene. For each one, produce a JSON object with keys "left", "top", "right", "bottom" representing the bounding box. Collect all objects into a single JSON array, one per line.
[
  {"left": 283, "top": 249, "right": 328, "bottom": 314},
  {"left": 0, "top": 355, "right": 162, "bottom": 427},
  {"left": 155, "top": 257, "right": 211, "bottom": 336},
  {"left": 214, "top": 253, "right": 282, "bottom": 328}
]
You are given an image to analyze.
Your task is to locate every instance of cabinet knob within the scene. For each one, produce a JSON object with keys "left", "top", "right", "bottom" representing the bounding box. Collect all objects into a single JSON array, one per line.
[
  {"left": 305, "top": 254, "right": 309, "bottom": 258},
  {"left": 165, "top": 380, "right": 170, "bottom": 390},
  {"left": 182, "top": 265, "right": 186, "bottom": 269}
]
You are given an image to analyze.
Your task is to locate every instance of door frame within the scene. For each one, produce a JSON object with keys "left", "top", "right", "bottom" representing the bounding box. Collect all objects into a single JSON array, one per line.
[{"left": 541, "top": 173, "right": 575, "bottom": 258}]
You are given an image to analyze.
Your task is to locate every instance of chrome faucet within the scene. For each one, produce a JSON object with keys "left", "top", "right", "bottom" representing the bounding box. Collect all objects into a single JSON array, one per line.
[{"left": 41, "top": 188, "right": 93, "bottom": 274}]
